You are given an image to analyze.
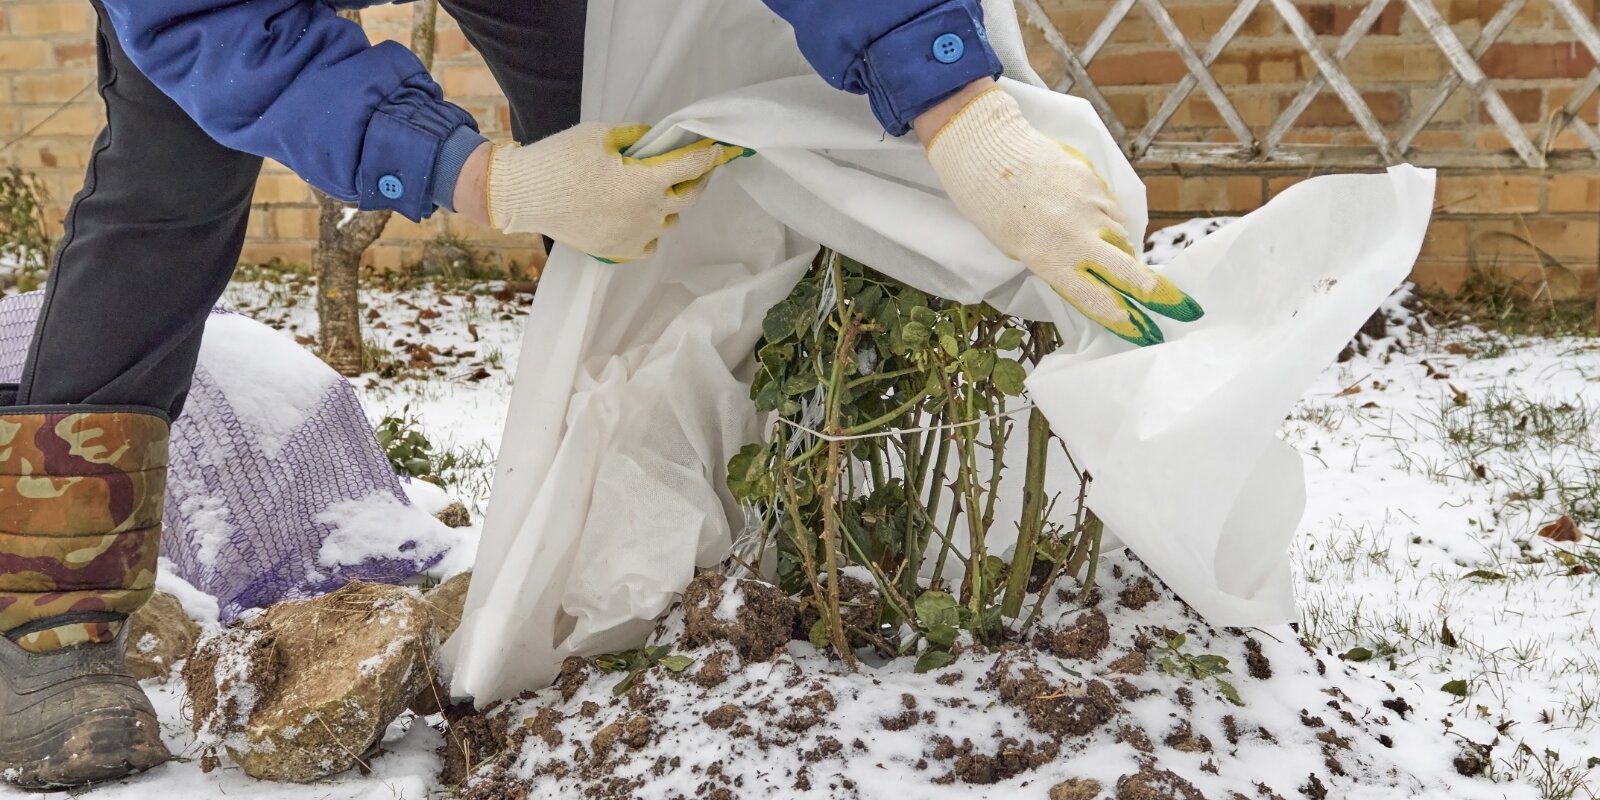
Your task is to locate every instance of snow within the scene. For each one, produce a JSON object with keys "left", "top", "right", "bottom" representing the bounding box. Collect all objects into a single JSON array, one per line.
[
  {"left": 314, "top": 490, "right": 468, "bottom": 570},
  {"left": 400, "top": 475, "right": 454, "bottom": 515},
  {"left": 197, "top": 312, "right": 342, "bottom": 460}
]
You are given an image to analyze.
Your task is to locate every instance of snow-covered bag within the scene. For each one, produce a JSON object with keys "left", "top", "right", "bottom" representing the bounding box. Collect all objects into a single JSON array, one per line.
[
  {"left": 0, "top": 293, "right": 464, "bottom": 621},
  {"left": 447, "top": 0, "right": 1436, "bottom": 701}
]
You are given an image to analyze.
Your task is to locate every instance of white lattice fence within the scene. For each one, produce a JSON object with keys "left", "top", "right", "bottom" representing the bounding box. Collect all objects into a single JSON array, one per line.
[{"left": 1018, "top": 0, "right": 1600, "bottom": 169}]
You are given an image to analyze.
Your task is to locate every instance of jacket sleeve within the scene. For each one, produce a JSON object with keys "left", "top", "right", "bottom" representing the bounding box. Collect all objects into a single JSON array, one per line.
[
  {"left": 759, "top": 0, "right": 1004, "bottom": 136},
  {"left": 100, "top": 0, "right": 477, "bottom": 221}
]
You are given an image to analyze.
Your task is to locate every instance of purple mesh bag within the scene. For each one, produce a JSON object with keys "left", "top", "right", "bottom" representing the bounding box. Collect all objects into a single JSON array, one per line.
[{"left": 0, "top": 291, "right": 456, "bottom": 621}]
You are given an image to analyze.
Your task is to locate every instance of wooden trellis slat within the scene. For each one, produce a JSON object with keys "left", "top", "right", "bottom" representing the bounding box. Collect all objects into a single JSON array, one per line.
[
  {"left": 1268, "top": 0, "right": 1402, "bottom": 163},
  {"left": 1395, "top": 0, "right": 1525, "bottom": 155},
  {"left": 1015, "top": 0, "right": 1599, "bottom": 169},
  {"left": 1015, "top": 0, "right": 1128, "bottom": 140},
  {"left": 1261, "top": 0, "right": 1394, "bottom": 155},
  {"left": 1130, "top": 0, "right": 1261, "bottom": 158},
  {"left": 1401, "top": 0, "right": 1546, "bottom": 167}
]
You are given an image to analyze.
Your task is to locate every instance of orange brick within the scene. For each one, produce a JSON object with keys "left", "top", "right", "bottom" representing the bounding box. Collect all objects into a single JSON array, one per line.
[
  {"left": 6, "top": 3, "right": 92, "bottom": 35},
  {"left": 0, "top": 39, "right": 53, "bottom": 70},
  {"left": 1406, "top": 129, "right": 1468, "bottom": 150},
  {"left": 1435, "top": 174, "right": 1542, "bottom": 214},
  {"left": 1166, "top": 4, "right": 1275, "bottom": 38},
  {"left": 1298, "top": 2, "right": 1405, "bottom": 35},
  {"left": 1548, "top": 172, "right": 1600, "bottom": 211},
  {"left": 1039, "top": 5, "right": 1150, "bottom": 45},
  {"left": 1480, "top": 42, "right": 1596, "bottom": 79},
  {"left": 52, "top": 39, "right": 95, "bottom": 68},
  {"left": 1085, "top": 51, "right": 1187, "bottom": 86},
  {"left": 1521, "top": 217, "right": 1600, "bottom": 261},
  {"left": 1481, "top": 89, "right": 1545, "bottom": 124},
  {"left": 13, "top": 73, "right": 92, "bottom": 104},
  {"left": 1142, "top": 175, "right": 1182, "bottom": 212},
  {"left": 21, "top": 105, "right": 102, "bottom": 137},
  {"left": 436, "top": 29, "right": 476, "bottom": 58},
  {"left": 1420, "top": 218, "right": 1475, "bottom": 258},
  {"left": 383, "top": 215, "right": 438, "bottom": 241},
  {"left": 1294, "top": 90, "right": 1405, "bottom": 127},
  {"left": 442, "top": 65, "right": 501, "bottom": 97},
  {"left": 1104, "top": 91, "right": 1153, "bottom": 129},
  {"left": 1267, "top": 175, "right": 1309, "bottom": 198},
  {"left": 253, "top": 174, "right": 312, "bottom": 205},
  {"left": 1410, "top": 258, "right": 1469, "bottom": 293},
  {"left": 270, "top": 207, "right": 323, "bottom": 240}
]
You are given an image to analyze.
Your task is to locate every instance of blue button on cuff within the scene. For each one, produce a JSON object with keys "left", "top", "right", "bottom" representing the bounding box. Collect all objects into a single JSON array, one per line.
[
  {"left": 378, "top": 174, "right": 405, "bottom": 200},
  {"left": 933, "top": 33, "right": 965, "bottom": 64}
]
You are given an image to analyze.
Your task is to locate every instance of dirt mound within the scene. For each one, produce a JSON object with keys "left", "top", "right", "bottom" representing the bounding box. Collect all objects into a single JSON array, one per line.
[
  {"left": 682, "top": 570, "right": 796, "bottom": 661},
  {"left": 184, "top": 581, "right": 437, "bottom": 782},
  {"left": 448, "top": 552, "right": 1466, "bottom": 798}
]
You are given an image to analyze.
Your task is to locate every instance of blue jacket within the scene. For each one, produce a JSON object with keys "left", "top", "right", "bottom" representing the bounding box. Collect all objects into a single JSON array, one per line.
[{"left": 100, "top": 0, "right": 1002, "bottom": 222}]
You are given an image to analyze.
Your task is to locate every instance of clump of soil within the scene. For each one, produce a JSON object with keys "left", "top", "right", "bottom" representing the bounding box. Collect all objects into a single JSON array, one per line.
[
  {"left": 1050, "top": 778, "right": 1103, "bottom": 800},
  {"left": 1119, "top": 577, "right": 1159, "bottom": 610},
  {"left": 987, "top": 650, "right": 1121, "bottom": 740},
  {"left": 683, "top": 570, "right": 796, "bottom": 662},
  {"left": 1117, "top": 763, "right": 1207, "bottom": 800},
  {"left": 1044, "top": 609, "right": 1111, "bottom": 661},
  {"left": 439, "top": 703, "right": 508, "bottom": 787}
]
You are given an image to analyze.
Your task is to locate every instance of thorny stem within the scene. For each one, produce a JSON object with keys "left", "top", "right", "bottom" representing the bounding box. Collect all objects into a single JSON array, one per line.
[
  {"left": 1001, "top": 405, "right": 1052, "bottom": 618},
  {"left": 818, "top": 251, "right": 859, "bottom": 670}
]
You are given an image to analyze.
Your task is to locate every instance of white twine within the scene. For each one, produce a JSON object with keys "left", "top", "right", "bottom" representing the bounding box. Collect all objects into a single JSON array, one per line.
[{"left": 776, "top": 401, "right": 1038, "bottom": 443}]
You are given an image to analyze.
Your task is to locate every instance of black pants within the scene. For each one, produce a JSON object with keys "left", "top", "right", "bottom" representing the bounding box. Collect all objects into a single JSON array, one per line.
[{"left": 16, "top": 0, "right": 586, "bottom": 420}]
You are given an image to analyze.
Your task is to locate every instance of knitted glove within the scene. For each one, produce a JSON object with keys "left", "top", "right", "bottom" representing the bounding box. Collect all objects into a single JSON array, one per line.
[
  {"left": 926, "top": 88, "right": 1203, "bottom": 346},
  {"left": 488, "top": 123, "right": 750, "bottom": 263}
]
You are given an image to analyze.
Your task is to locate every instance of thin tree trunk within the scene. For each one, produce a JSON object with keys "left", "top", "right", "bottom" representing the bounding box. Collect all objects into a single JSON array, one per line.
[{"left": 316, "top": 1, "right": 439, "bottom": 375}]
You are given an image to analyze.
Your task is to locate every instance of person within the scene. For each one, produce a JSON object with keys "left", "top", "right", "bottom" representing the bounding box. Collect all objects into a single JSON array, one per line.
[{"left": 0, "top": 0, "right": 1202, "bottom": 789}]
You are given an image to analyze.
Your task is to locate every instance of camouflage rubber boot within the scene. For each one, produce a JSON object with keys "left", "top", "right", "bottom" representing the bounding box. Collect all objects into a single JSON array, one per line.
[{"left": 0, "top": 408, "right": 172, "bottom": 789}]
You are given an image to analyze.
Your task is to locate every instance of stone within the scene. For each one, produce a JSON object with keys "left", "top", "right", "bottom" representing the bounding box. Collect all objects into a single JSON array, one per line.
[
  {"left": 186, "top": 582, "right": 436, "bottom": 782},
  {"left": 125, "top": 592, "right": 201, "bottom": 682}
]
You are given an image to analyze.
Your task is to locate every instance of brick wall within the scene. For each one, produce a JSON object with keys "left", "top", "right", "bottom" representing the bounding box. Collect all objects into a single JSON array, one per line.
[{"left": 1, "top": 1, "right": 1597, "bottom": 294}]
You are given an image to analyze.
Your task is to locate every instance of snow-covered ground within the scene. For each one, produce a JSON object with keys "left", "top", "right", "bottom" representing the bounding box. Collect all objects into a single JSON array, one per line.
[{"left": 7, "top": 254, "right": 1600, "bottom": 798}]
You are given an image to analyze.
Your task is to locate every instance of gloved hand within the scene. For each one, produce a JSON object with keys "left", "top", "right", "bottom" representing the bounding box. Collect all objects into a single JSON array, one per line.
[
  {"left": 488, "top": 123, "right": 751, "bottom": 263},
  {"left": 925, "top": 87, "right": 1203, "bottom": 346}
]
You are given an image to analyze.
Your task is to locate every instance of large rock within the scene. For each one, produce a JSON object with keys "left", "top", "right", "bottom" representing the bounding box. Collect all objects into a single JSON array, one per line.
[
  {"left": 125, "top": 592, "right": 201, "bottom": 681},
  {"left": 410, "top": 572, "right": 471, "bottom": 715},
  {"left": 184, "top": 582, "right": 436, "bottom": 782}
]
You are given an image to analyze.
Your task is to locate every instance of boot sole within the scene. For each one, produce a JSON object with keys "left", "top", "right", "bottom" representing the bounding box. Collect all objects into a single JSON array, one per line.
[{"left": 1, "top": 706, "right": 169, "bottom": 790}]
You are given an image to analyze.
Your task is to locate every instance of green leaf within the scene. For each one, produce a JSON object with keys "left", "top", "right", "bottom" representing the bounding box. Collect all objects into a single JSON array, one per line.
[
  {"left": 939, "top": 334, "right": 961, "bottom": 358},
  {"left": 808, "top": 618, "right": 832, "bottom": 650},
  {"left": 908, "top": 303, "right": 937, "bottom": 326},
  {"left": 964, "top": 349, "right": 997, "bottom": 381},
  {"left": 1439, "top": 618, "right": 1458, "bottom": 649},
  {"left": 993, "top": 359, "right": 1028, "bottom": 397},
  {"left": 1463, "top": 569, "right": 1506, "bottom": 581},
  {"left": 762, "top": 299, "right": 802, "bottom": 342},
  {"left": 613, "top": 670, "right": 641, "bottom": 696},
  {"left": 782, "top": 373, "right": 819, "bottom": 397},
  {"left": 660, "top": 655, "right": 695, "bottom": 673},
  {"left": 752, "top": 379, "right": 785, "bottom": 414},
  {"left": 1441, "top": 679, "right": 1470, "bottom": 698},
  {"left": 1214, "top": 678, "right": 1245, "bottom": 707},
  {"left": 914, "top": 590, "right": 960, "bottom": 628},
  {"left": 853, "top": 285, "right": 883, "bottom": 317},
  {"left": 900, "top": 321, "right": 932, "bottom": 348},
  {"left": 980, "top": 555, "right": 1006, "bottom": 592},
  {"left": 996, "top": 329, "right": 1025, "bottom": 350},
  {"left": 915, "top": 649, "right": 956, "bottom": 674},
  {"left": 1342, "top": 647, "right": 1374, "bottom": 662},
  {"left": 924, "top": 623, "right": 959, "bottom": 647},
  {"left": 1168, "top": 633, "right": 1187, "bottom": 650}
]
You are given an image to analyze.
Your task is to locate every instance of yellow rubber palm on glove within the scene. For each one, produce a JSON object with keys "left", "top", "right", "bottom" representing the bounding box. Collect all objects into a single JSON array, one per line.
[
  {"left": 488, "top": 123, "right": 753, "bottom": 263},
  {"left": 927, "top": 88, "right": 1202, "bottom": 346}
]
